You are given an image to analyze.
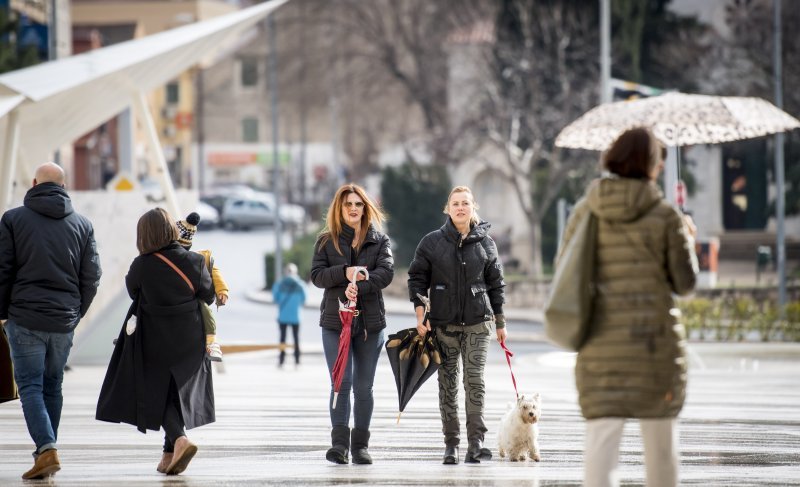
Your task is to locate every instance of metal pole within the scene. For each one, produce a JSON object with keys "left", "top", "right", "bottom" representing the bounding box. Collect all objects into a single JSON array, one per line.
[
  {"left": 117, "top": 108, "right": 134, "bottom": 176},
  {"left": 600, "top": 0, "right": 611, "bottom": 103},
  {"left": 269, "top": 14, "right": 283, "bottom": 284},
  {"left": 329, "top": 94, "right": 343, "bottom": 186},
  {"left": 664, "top": 146, "right": 679, "bottom": 206},
  {"left": 556, "top": 198, "right": 567, "bottom": 252},
  {"left": 0, "top": 109, "right": 21, "bottom": 212},
  {"left": 196, "top": 67, "right": 206, "bottom": 193},
  {"left": 49, "top": 0, "right": 60, "bottom": 165},
  {"left": 133, "top": 91, "right": 181, "bottom": 218},
  {"left": 773, "top": 0, "right": 787, "bottom": 314},
  {"left": 299, "top": 106, "right": 307, "bottom": 235}
]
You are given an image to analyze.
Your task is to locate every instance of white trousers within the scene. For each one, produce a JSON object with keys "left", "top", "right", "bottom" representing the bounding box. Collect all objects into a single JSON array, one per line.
[{"left": 584, "top": 417, "right": 679, "bottom": 487}]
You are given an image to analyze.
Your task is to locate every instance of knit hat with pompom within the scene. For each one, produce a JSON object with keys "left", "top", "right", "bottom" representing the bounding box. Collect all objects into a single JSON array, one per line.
[{"left": 176, "top": 212, "right": 201, "bottom": 248}]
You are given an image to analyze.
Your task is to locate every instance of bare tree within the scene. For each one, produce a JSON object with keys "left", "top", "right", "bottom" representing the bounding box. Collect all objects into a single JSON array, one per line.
[
  {"left": 278, "top": 0, "right": 601, "bottom": 276},
  {"left": 474, "top": 0, "right": 600, "bottom": 277},
  {"left": 289, "top": 0, "right": 490, "bottom": 170}
]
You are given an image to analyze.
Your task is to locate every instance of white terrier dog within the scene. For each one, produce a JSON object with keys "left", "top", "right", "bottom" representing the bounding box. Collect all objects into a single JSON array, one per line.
[{"left": 497, "top": 393, "right": 541, "bottom": 462}]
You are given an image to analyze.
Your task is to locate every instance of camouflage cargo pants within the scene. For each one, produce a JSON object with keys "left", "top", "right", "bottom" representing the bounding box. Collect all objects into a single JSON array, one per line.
[{"left": 435, "top": 322, "right": 492, "bottom": 447}]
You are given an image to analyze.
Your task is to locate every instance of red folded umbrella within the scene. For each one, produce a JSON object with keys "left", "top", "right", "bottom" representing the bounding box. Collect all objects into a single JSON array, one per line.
[{"left": 331, "top": 267, "right": 369, "bottom": 408}]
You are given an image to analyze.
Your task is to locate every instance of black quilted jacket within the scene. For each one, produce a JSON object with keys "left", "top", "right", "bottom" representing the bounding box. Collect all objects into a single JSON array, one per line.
[
  {"left": 311, "top": 224, "right": 394, "bottom": 331},
  {"left": 407, "top": 218, "right": 505, "bottom": 328}
]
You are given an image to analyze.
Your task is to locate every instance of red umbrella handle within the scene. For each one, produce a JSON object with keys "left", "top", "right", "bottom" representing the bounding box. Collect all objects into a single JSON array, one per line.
[{"left": 500, "top": 340, "right": 518, "bottom": 399}]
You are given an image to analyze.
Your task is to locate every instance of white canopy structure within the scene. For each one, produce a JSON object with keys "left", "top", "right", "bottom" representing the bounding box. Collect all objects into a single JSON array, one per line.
[{"left": 0, "top": 0, "right": 289, "bottom": 215}]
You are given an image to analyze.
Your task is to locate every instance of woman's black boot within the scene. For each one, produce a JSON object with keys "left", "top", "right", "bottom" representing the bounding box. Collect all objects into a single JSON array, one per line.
[
  {"left": 325, "top": 426, "right": 350, "bottom": 464},
  {"left": 351, "top": 428, "right": 372, "bottom": 464}
]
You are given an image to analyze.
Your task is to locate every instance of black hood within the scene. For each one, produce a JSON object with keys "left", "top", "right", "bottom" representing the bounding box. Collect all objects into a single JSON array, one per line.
[{"left": 23, "top": 183, "right": 74, "bottom": 220}]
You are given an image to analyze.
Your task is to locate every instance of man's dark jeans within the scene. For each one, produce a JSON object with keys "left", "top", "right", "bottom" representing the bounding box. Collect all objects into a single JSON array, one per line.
[{"left": 4, "top": 320, "right": 73, "bottom": 455}]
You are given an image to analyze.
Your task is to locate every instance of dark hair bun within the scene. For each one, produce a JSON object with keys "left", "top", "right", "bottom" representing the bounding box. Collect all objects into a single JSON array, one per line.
[{"left": 186, "top": 212, "right": 201, "bottom": 225}]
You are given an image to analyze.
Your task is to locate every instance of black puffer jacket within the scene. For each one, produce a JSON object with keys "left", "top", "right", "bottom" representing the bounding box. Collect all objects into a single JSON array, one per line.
[
  {"left": 408, "top": 218, "right": 505, "bottom": 328},
  {"left": 311, "top": 224, "right": 394, "bottom": 332},
  {"left": 0, "top": 183, "right": 102, "bottom": 333}
]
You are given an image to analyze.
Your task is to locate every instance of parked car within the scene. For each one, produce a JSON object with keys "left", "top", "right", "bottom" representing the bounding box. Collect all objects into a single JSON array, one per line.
[
  {"left": 257, "top": 192, "right": 307, "bottom": 227},
  {"left": 221, "top": 194, "right": 278, "bottom": 230},
  {"left": 212, "top": 187, "right": 306, "bottom": 230}
]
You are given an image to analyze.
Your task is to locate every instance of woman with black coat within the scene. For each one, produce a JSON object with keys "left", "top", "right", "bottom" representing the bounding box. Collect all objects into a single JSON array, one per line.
[
  {"left": 96, "top": 208, "right": 216, "bottom": 476},
  {"left": 408, "top": 185, "right": 507, "bottom": 465},
  {"left": 311, "top": 183, "right": 394, "bottom": 465}
]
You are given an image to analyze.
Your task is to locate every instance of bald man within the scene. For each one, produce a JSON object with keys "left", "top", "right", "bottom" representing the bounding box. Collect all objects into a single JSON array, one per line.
[
  {"left": 33, "top": 161, "right": 66, "bottom": 186},
  {"left": 0, "top": 162, "right": 102, "bottom": 479}
]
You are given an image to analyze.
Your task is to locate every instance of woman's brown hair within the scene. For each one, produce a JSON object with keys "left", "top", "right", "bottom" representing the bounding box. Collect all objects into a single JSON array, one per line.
[
  {"left": 136, "top": 207, "right": 179, "bottom": 255},
  {"left": 318, "top": 183, "right": 385, "bottom": 255},
  {"left": 602, "top": 127, "right": 664, "bottom": 180}
]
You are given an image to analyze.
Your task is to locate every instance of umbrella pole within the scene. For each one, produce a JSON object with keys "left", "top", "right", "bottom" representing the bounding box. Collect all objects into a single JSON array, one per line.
[
  {"left": 332, "top": 392, "right": 338, "bottom": 409},
  {"left": 396, "top": 411, "right": 402, "bottom": 424}
]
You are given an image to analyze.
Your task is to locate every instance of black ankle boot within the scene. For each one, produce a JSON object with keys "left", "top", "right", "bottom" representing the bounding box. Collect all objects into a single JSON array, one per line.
[
  {"left": 443, "top": 445, "right": 459, "bottom": 465},
  {"left": 326, "top": 426, "right": 350, "bottom": 464},
  {"left": 351, "top": 428, "right": 372, "bottom": 464},
  {"left": 465, "top": 440, "right": 492, "bottom": 463}
]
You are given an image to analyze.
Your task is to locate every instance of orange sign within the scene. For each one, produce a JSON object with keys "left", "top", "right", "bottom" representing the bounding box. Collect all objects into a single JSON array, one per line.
[{"left": 208, "top": 152, "right": 257, "bottom": 166}]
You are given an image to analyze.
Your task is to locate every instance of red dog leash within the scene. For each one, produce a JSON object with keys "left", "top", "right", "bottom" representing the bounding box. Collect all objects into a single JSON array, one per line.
[{"left": 500, "top": 340, "right": 518, "bottom": 399}]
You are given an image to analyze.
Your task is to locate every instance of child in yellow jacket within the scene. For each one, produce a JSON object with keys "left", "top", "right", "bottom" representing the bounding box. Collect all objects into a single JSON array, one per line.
[{"left": 177, "top": 212, "right": 229, "bottom": 362}]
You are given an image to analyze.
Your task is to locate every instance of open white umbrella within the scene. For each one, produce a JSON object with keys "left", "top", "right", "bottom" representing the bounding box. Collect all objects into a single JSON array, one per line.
[
  {"left": 555, "top": 92, "right": 800, "bottom": 151},
  {"left": 554, "top": 91, "right": 800, "bottom": 308}
]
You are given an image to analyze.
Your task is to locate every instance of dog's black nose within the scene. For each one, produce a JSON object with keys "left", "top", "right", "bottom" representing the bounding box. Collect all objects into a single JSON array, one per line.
[{"left": 529, "top": 412, "right": 534, "bottom": 417}]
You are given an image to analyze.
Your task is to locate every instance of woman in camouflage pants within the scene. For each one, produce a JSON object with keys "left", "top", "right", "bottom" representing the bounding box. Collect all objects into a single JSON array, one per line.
[{"left": 407, "top": 186, "right": 507, "bottom": 465}]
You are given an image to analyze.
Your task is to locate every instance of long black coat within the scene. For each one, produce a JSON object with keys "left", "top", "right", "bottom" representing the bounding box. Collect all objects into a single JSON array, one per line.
[
  {"left": 96, "top": 242, "right": 216, "bottom": 433},
  {"left": 311, "top": 224, "right": 394, "bottom": 332}
]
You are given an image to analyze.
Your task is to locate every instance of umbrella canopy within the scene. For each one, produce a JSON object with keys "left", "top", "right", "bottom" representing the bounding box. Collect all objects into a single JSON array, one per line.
[
  {"left": 555, "top": 92, "right": 800, "bottom": 151},
  {"left": 330, "top": 267, "right": 369, "bottom": 408},
  {"left": 385, "top": 328, "right": 443, "bottom": 420}
]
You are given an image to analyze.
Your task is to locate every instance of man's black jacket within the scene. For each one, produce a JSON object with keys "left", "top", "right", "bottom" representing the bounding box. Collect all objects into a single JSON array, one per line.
[{"left": 0, "top": 182, "right": 102, "bottom": 333}]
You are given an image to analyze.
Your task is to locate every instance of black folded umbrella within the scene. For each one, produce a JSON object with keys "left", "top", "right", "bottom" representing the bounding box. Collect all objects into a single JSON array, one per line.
[{"left": 385, "top": 327, "right": 443, "bottom": 422}]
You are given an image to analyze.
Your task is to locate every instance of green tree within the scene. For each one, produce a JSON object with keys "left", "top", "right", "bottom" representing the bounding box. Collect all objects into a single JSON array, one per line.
[{"left": 381, "top": 162, "right": 451, "bottom": 268}]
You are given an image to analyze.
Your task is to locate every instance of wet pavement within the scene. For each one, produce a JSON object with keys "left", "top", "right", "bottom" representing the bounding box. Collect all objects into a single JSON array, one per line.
[{"left": 1, "top": 342, "right": 799, "bottom": 486}]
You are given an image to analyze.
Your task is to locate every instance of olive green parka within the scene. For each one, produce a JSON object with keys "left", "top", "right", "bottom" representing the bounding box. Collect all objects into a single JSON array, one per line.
[{"left": 559, "top": 177, "right": 698, "bottom": 420}]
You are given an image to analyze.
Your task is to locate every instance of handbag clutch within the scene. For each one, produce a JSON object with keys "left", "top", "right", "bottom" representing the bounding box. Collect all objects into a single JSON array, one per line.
[
  {"left": 0, "top": 323, "right": 19, "bottom": 403},
  {"left": 544, "top": 210, "right": 597, "bottom": 351}
]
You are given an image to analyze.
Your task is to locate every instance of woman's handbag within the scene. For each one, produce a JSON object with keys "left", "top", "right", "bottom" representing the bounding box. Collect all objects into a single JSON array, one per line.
[
  {"left": 544, "top": 210, "right": 597, "bottom": 351},
  {"left": 0, "top": 322, "right": 19, "bottom": 403}
]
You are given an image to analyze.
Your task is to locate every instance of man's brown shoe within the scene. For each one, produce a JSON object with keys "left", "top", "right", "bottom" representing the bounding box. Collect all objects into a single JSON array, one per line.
[
  {"left": 156, "top": 452, "right": 174, "bottom": 473},
  {"left": 165, "top": 436, "right": 197, "bottom": 475},
  {"left": 22, "top": 449, "right": 60, "bottom": 480}
]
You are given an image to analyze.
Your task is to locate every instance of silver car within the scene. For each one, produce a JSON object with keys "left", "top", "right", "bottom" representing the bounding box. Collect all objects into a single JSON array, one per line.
[{"left": 221, "top": 195, "right": 277, "bottom": 230}]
